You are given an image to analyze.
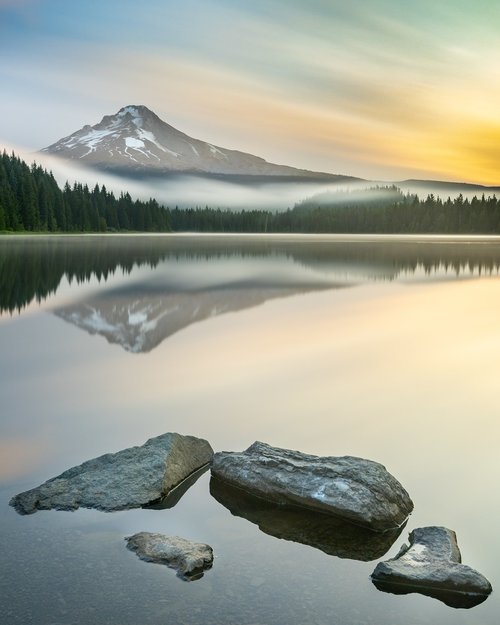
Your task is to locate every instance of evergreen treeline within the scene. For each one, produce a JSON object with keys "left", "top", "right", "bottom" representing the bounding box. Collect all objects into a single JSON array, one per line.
[
  {"left": 283, "top": 186, "right": 500, "bottom": 234},
  {"left": 166, "top": 186, "right": 500, "bottom": 234},
  {"left": 167, "top": 186, "right": 500, "bottom": 234},
  {"left": 0, "top": 151, "right": 170, "bottom": 232},
  {"left": 2, "top": 150, "right": 500, "bottom": 234},
  {"left": 166, "top": 207, "right": 272, "bottom": 232}
]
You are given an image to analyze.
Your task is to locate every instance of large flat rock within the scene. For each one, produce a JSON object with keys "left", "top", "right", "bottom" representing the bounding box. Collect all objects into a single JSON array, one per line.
[
  {"left": 126, "top": 532, "right": 213, "bottom": 581},
  {"left": 10, "top": 433, "right": 213, "bottom": 514},
  {"left": 372, "top": 526, "right": 493, "bottom": 608},
  {"left": 211, "top": 441, "right": 413, "bottom": 532}
]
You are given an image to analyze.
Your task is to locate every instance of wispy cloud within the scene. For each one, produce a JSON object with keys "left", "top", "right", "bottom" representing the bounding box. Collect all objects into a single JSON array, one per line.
[{"left": 2, "top": 0, "right": 500, "bottom": 183}]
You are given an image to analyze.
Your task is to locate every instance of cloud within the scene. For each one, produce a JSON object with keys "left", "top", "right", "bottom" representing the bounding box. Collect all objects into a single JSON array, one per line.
[{"left": 3, "top": 0, "right": 500, "bottom": 183}]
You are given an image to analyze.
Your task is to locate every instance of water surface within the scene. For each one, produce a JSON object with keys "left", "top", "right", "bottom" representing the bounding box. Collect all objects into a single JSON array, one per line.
[{"left": 1, "top": 234, "right": 498, "bottom": 625}]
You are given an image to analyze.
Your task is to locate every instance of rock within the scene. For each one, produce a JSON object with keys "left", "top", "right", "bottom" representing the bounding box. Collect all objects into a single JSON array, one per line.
[
  {"left": 10, "top": 433, "right": 213, "bottom": 514},
  {"left": 211, "top": 441, "right": 413, "bottom": 531},
  {"left": 126, "top": 533, "right": 213, "bottom": 580},
  {"left": 371, "top": 526, "right": 493, "bottom": 608},
  {"left": 210, "top": 476, "right": 404, "bottom": 561}
]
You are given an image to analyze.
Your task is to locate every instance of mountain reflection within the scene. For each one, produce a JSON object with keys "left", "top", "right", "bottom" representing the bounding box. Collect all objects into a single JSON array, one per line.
[
  {"left": 2, "top": 234, "right": 500, "bottom": 315},
  {"left": 54, "top": 277, "right": 335, "bottom": 353},
  {"left": 210, "top": 477, "right": 404, "bottom": 562}
]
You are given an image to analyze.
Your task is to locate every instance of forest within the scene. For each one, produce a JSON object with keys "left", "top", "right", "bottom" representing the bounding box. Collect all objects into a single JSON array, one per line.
[
  {"left": 1, "top": 150, "right": 500, "bottom": 234},
  {"left": 0, "top": 151, "right": 170, "bottom": 232}
]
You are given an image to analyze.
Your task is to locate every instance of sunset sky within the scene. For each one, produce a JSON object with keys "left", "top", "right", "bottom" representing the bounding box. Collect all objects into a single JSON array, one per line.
[{"left": 1, "top": 0, "right": 500, "bottom": 184}]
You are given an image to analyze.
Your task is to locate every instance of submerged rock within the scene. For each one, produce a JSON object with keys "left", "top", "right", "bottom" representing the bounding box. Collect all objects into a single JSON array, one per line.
[
  {"left": 372, "top": 526, "right": 493, "bottom": 608},
  {"left": 210, "top": 476, "right": 404, "bottom": 561},
  {"left": 10, "top": 433, "right": 213, "bottom": 514},
  {"left": 211, "top": 442, "right": 413, "bottom": 531},
  {"left": 126, "top": 532, "right": 213, "bottom": 580}
]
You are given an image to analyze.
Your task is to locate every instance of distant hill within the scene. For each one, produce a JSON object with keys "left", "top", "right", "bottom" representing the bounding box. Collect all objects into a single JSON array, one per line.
[
  {"left": 397, "top": 178, "right": 500, "bottom": 195},
  {"left": 287, "top": 185, "right": 500, "bottom": 234}
]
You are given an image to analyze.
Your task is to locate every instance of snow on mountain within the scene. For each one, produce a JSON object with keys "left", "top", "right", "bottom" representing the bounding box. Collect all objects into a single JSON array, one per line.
[{"left": 41, "top": 105, "right": 347, "bottom": 179}]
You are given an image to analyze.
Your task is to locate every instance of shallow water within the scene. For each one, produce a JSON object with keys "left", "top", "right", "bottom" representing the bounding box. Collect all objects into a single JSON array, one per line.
[{"left": 0, "top": 234, "right": 498, "bottom": 625}]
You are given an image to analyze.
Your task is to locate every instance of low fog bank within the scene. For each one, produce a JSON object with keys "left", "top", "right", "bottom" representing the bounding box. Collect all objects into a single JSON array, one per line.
[
  {"left": 3, "top": 143, "right": 358, "bottom": 210},
  {"left": 3, "top": 141, "right": 159, "bottom": 200},
  {"left": 128, "top": 175, "right": 366, "bottom": 211},
  {"left": 3, "top": 142, "right": 500, "bottom": 212}
]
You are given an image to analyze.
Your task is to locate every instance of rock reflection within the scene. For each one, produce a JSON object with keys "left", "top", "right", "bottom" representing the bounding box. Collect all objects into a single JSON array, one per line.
[
  {"left": 371, "top": 579, "right": 490, "bottom": 609},
  {"left": 144, "top": 464, "right": 209, "bottom": 510},
  {"left": 210, "top": 477, "right": 404, "bottom": 561}
]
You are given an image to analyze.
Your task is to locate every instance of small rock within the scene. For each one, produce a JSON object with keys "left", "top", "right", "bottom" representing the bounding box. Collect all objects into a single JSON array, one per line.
[
  {"left": 10, "top": 433, "right": 213, "bottom": 514},
  {"left": 211, "top": 441, "right": 413, "bottom": 531},
  {"left": 372, "top": 526, "right": 493, "bottom": 608},
  {"left": 125, "top": 533, "right": 213, "bottom": 580}
]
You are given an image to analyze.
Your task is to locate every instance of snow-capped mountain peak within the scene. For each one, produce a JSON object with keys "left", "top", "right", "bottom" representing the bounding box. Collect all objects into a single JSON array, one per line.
[
  {"left": 41, "top": 105, "right": 347, "bottom": 179},
  {"left": 42, "top": 105, "right": 180, "bottom": 165}
]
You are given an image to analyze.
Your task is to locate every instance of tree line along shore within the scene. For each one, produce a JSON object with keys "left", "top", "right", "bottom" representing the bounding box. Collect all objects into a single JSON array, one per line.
[{"left": 1, "top": 150, "right": 500, "bottom": 234}]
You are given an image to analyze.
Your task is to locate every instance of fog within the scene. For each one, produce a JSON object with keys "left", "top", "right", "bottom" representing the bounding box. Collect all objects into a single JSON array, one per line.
[
  {"left": 127, "top": 175, "right": 360, "bottom": 211},
  {"left": 299, "top": 187, "right": 405, "bottom": 206},
  {"left": 396, "top": 181, "right": 500, "bottom": 202},
  {"left": 3, "top": 142, "right": 499, "bottom": 212}
]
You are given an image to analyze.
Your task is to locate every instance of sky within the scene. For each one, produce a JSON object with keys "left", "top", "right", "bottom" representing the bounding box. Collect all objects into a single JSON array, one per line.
[{"left": 1, "top": 0, "right": 500, "bottom": 184}]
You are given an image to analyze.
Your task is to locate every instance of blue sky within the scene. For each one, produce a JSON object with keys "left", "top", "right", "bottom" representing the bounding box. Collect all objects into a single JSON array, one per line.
[{"left": 2, "top": 0, "right": 500, "bottom": 182}]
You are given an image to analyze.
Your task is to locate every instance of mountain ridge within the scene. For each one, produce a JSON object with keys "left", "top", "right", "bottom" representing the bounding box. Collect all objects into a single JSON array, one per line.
[{"left": 41, "top": 105, "right": 355, "bottom": 182}]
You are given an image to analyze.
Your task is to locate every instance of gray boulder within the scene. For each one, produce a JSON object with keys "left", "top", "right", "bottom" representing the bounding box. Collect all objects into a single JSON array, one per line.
[
  {"left": 10, "top": 433, "right": 213, "bottom": 514},
  {"left": 126, "top": 532, "right": 213, "bottom": 580},
  {"left": 372, "top": 526, "right": 493, "bottom": 608},
  {"left": 211, "top": 441, "right": 413, "bottom": 532}
]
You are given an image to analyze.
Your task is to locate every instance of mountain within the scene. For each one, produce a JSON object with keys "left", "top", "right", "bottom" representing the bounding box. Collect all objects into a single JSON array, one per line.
[{"left": 41, "top": 105, "right": 353, "bottom": 181}]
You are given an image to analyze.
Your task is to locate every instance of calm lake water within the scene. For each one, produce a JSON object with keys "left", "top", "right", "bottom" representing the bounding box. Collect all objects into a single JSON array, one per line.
[{"left": 0, "top": 233, "right": 498, "bottom": 625}]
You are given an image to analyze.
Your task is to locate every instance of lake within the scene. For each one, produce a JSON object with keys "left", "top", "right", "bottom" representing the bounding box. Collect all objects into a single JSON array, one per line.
[{"left": 0, "top": 233, "right": 498, "bottom": 625}]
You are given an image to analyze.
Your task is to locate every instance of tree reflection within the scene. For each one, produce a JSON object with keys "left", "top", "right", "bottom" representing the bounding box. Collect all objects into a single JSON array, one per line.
[{"left": 2, "top": 235, "right": 500, "bottom": 314}]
